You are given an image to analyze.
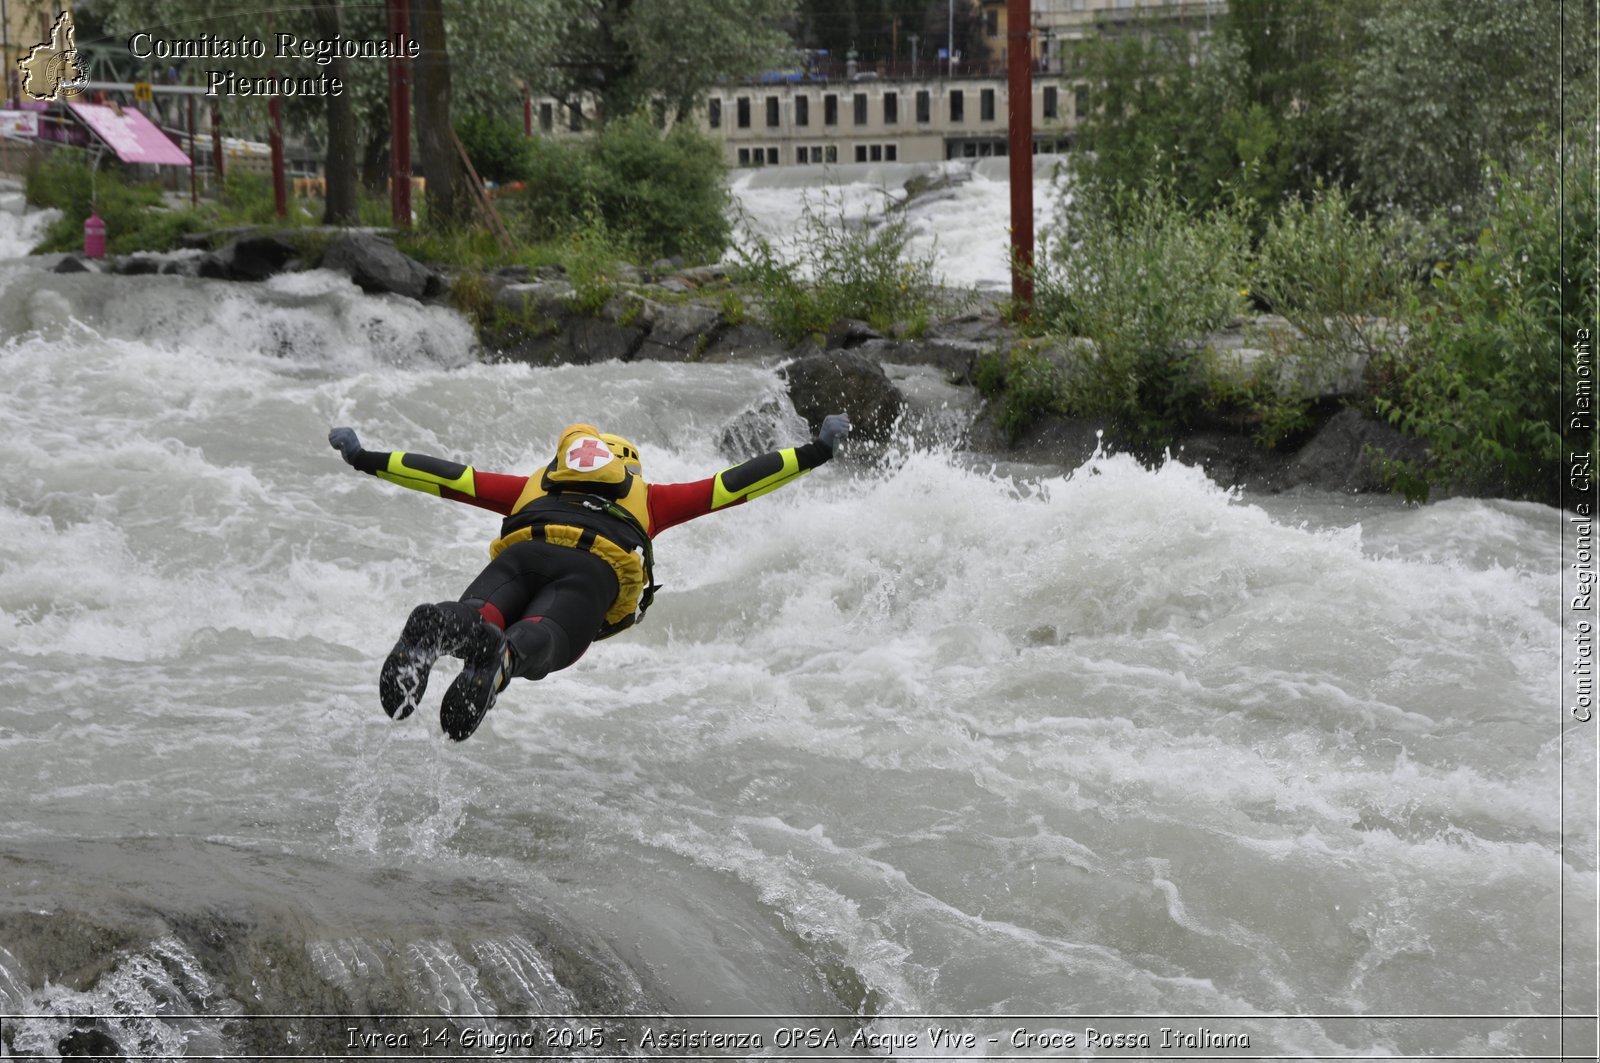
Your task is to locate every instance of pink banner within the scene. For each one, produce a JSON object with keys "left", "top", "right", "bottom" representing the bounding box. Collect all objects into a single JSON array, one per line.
[{"left": 66, "top": 102, "right": 191, "bottom": 167}]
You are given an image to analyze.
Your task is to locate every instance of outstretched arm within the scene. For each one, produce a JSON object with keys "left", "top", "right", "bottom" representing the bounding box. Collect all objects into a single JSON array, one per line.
[
  {"left": 647, "top": 413, "right": 850, "bottom": 535},
  {"left": 327, "top": 426, "right": 527, "bottom": 515}
]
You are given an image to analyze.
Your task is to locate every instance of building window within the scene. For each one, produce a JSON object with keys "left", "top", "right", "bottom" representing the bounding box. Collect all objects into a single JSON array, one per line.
[
  {"left": 950, "top": 90, "right": 964, "bottom": 123},
  {"left": 885, "top": 144, "right": 897, "bottom": 161},
  {"left": 797, "top": 146, "right": 809, "bottom": 165},
  {"left": 883, "top": 92, "right": 898, "bottom": 124},
  {"left": 916, "top": 90, "right": 930, "bottom": 123},
  {"left": 1074, "top": 85, "right": 1089, "bottom": 118},
  {"left": 737, "top": 97, "right": 751, "bottom": 128},
  {"left": 767, "top": 147, "right": 779, "bottom": 165},
  {"left": 568, "top": 102, "right": 583, "bottom": 132},
  {"left": 981, "top": 88, "right": 995, "bottom": 122},
  {"left": 825, "top": 145, "right": 838, "bottom": 163},
  {"left": 738, "top": 148, "right": 750, "bottom": 165},
  {"left": 853, "top": 92, "right": 868, "bottom": 125},
  {"left": 986, "top": 9, "right": 998, "bottom": 36},
  {"left": 796, "top": 95, "right": 810, "bottom": 126},
  {"left": 708, "top": 98, "right": 721, "bottom": 129},
  {"left": 1043, "top": 86, "right": 1058, "bottom": 119},
  {"left": 824, "top": 94, "right": 838, "bottom": 125},
  {"left": 766, "top": 96, "right": 780, "bottom": 127},
  {"left": 540, "top": 102, "right": 553, "bottom": 132},
  {"left": 870, "top": 144, "right": 882, "bottom": 162},
  {"left": 855, "top": 145, "right": 868, "bottom": 162}
]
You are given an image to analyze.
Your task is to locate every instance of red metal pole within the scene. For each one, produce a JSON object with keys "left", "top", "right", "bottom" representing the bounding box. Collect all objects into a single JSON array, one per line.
[
  {"left": 387, "top": 0, "right": 412, "bottom": 227},
  {"left": 187, "top": 89, "right": 197, "bottom": 207},
  {"left": 210, "top": 102, "right": 224, "bottom": 184},
  {"left": 268, "top": 79, "right": 287, "bottom": 219},
  {"left": 1005, "top": 0, "right": 1034, "bottom": 317}
]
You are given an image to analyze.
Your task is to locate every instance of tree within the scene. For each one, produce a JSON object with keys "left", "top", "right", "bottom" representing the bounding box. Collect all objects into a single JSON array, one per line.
[
  {"left": 93, "top": 0, "right": 356, "bottom": 214},
  {"left": 529, "top": 0, "right": 797, "bottom": 125},
  {"left": 1070, "top": 23, "right": 1247, "bottom": 216},
  {"left": 412, "top": 0, "right": 465, "bottom": 226},
  {"left": 1341, "top": 0, "right": 1594, "bottom": 214},
  {"left": 791, "top": 0, "right": 987, "bottom": 69},
  {"left": 1222, "top": 0, "right": 1375, "bottom": 199},
  {"left": 310, "top": 0, "right": 358, "bottom": 224}
]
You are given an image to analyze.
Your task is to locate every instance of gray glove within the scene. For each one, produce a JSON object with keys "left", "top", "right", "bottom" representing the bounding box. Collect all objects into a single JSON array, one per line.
[
  {"left": 818, "top": 413, "right": 851, "bottom": 452},
  {"left": 329, "top": 426, "right": 363, "bottom": 466}
]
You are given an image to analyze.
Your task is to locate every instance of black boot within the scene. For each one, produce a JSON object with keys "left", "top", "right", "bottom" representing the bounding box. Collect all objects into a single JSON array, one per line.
[
  {"left": 378, "top": 602, "right": 480, "bottom": 721},
  {"left": 439, "top": 620, "right": 515, "bottom": 741}
]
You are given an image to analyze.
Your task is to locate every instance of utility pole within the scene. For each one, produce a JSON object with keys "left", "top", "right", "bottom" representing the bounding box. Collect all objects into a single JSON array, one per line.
[
  {"left": 948, "top": 0, "right": 954, "bottom": 78},
  {"left": 268, "top": 76, "right": 286, "bottom": 219},
  {"left": 908, "top": 33, "right": 919, "bottom": 79},
  {"left": 1005, "top": 0, "right": 1034, "bottom": 316},
  {"left": 386, "top": 0, "right": 412, "bottom": 227},
  {"left": 2, "top": 0, "right": 12, "bottom": 109}
]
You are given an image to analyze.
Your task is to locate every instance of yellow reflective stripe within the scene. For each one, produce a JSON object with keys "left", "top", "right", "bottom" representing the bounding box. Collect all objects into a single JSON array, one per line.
[
  {"left": 377, "top": 471, "right": 441, "bottom": 496},
  {"left": 711, "top": 448, "right": 802, "bottom": 509},
  {"left": 378, "top": 452, "right": 477, "bottom": 496}
]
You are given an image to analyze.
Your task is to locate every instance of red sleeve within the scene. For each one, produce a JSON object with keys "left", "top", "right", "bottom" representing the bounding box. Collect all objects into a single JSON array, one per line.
[
  {"left": 440, "top": 470, "right": 529, "bottom": 516},
  {"left": 646, "top": 478, "right": 730, "bottom": 536}
]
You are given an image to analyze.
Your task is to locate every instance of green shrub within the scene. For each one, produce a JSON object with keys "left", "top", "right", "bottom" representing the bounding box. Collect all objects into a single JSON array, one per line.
[
  {"left": 25, "top": 152, "right": 204, "bottom": 255},
  {"left": 1375, "top": 131, "right": 1597, "bottom": 504},
  {"left": 586, "top": 115, "right": 730, "bottom": 262},
  {"left": 559, "top": 214, "right": 633, "bottom": 316},
  {"left": 1228, "top": 185, "right": 1422, "bottom": 445},
  {"left": 456, "top": 113, "right": 533, "bottom": 185},
  {"left": 1034, "top": 181, "right": 1252, "bottom": 441},
  {"left": 974, "top": 346, "right": 1068, "bottom": 444},
  {"left": 733, "top": 193, "right": 951, "bottom": 343},
  {"left": 1254, "top": 185, "right": 1417, "bottom": 358},
  {"left": 497, "top": 116, "right": 730, "bottom": 263}
]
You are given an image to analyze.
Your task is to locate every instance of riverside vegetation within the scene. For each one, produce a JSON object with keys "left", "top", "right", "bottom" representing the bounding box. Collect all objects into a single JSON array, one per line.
[{"left": 21, "top": 0, "right": 1596, "bottom": 507}]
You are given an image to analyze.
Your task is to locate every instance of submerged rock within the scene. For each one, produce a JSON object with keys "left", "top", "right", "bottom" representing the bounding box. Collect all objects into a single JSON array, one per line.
[
  {"left": 217, "top": 232, "right": 301, "bottom": 282},
  {"left": 781, "top": 349, "right": 905, "bottom": 441},
  {"left": 57, "top": 1026, "right": 124, "bottom": 1061},
  {"left": 319, "top": 232, "right": 438, "bottom": 301},
  {"left": 1282, "top": 405, "right": 1428, "bottom": 493}
]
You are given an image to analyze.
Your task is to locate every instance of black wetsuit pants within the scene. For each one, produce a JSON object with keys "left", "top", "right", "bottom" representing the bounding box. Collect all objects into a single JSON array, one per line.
[{"left": 457, "top": 540, "right": 620, "bottom": 681}]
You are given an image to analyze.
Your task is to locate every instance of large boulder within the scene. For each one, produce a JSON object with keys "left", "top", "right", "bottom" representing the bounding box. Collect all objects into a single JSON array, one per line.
[
  {"left": 852, "top": 336, "right": 988, "bottom": 383},
  {"left": 781, "top": 349, "right": 905, "bottom": 441},
  {"left": 824, "top": 318, "right": 882, "bottom": 350},
  {"left": 627, "top": 297, "right": 724, "bottom": 362},
  {"left": 717, "top": 396, "right": 812, "bottom": 460},
  {"left": 1282, "top": 406, "right": 1428, "bottom": 493},
  {"left": 319, "top": 232, "right": 437, "bottom": 300},
  {"left": 218, "top": 232, "right": 301, "bottom": 281},
  {"left": 700, "top": 322, "right": 811, "bottom": 365}
]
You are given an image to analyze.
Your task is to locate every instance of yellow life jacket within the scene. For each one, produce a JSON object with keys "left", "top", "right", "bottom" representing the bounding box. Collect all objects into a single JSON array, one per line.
[{"left": 488, "top": 425, "right": 658, "bottom": 639}]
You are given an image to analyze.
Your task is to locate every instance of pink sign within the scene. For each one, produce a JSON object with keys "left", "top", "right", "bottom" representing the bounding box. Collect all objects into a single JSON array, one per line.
[{"left": 66, "top": 102, "right": 191, "bottom": 166}]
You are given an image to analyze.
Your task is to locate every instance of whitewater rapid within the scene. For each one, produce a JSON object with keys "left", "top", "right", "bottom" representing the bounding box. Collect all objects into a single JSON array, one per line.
[
  {"left": 0, "top": 179, "right": 1593, "bottom": 1060},
  {"left": 728, "top": 156, "right": 1065, "bottom": 291}
]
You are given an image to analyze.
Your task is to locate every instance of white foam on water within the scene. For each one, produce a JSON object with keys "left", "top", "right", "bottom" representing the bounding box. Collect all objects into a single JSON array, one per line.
[{"left": 0, "top": 181, "right": 1583, "bottom": 1057}]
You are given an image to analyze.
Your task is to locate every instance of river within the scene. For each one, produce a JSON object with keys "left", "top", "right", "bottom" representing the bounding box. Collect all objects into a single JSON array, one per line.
[{"left": 0, "top": 169, "right": 1592, "bottom": 1060}]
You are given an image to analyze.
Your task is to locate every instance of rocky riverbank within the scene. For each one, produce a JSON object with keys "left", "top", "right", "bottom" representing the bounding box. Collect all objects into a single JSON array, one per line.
[{"left": 42, "top": 228, "right": 1428, "bottom": 498}]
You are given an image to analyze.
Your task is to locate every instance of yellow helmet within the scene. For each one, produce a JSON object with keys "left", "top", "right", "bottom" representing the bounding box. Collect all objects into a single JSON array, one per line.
[{"left": 547, "top": 423, "right": 643, "bottom": 489}]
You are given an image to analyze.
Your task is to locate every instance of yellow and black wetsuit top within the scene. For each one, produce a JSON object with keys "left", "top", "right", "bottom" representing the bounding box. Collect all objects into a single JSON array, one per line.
[{"left": 349, "top": 425, "right": 835, "bottom": 638}]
